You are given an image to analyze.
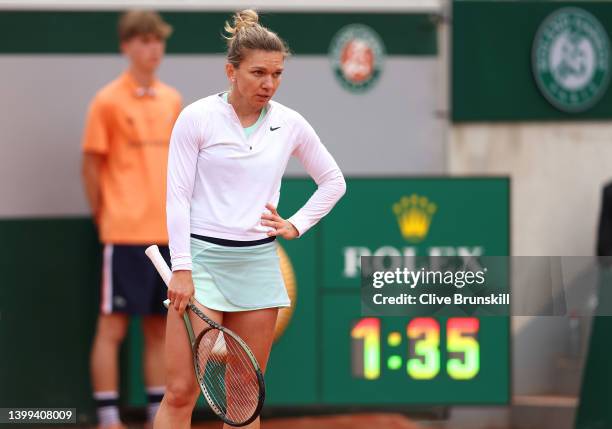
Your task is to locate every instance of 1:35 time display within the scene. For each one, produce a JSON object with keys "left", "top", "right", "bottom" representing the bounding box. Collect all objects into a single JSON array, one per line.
[{"left": 351, "top": 317, "right": 480, "bottom": 381}]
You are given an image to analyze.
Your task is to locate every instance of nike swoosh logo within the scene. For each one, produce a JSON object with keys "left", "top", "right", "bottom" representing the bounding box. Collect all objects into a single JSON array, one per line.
[{"left": 270, "top": 126, "right": 281, "bottom": 131}]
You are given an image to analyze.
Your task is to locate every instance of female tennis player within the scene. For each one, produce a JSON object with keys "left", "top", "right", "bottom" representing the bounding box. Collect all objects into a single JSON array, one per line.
[{"left": 154, "top": 9, "right": 345, "bottom": 429}]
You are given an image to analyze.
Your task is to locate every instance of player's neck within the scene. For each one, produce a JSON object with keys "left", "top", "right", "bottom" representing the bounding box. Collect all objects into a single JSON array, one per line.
[
  {"left": 128, "top": 66, "right": 156, "bottom": 88},
  {"left": 228, "top": 90, "right": 261, "bottom": 123}
]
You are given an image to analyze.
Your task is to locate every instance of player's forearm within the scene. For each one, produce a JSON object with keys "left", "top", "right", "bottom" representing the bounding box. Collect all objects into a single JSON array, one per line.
[
  {"left": 166, "top": 195, "right": 193, "bottom": 271},
  {"left": 288, "top": 169, "right": 346, "bottom": 235},
  {"left": 166, "top": 143, "right": 196, "bottom": 271}
]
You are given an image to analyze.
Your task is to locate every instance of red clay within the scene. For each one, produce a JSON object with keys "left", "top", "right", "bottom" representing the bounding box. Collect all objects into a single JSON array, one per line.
[{"left": 192, "top": 413, "right": 421, "bottom": 429}]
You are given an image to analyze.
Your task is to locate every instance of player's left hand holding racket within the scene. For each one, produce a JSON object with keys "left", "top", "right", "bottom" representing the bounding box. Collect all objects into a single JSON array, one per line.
[{"left": 145, "top": 245, "right": 266, "bottom": 427}]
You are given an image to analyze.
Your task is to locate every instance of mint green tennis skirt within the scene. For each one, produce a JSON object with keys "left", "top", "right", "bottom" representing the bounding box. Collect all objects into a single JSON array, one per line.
[{"left": 191, "top": 237, "right": 291, "bottom": 312}]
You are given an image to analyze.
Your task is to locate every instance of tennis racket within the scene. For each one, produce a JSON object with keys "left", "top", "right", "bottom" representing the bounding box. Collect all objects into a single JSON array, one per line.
[{"left": 145, "top": 245, "right": 265, "bottom": 427}]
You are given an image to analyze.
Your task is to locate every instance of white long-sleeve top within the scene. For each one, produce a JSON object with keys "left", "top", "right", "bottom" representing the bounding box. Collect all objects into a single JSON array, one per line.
[{"left": 167, "top": 94, "right": 346, "bottom": 271}]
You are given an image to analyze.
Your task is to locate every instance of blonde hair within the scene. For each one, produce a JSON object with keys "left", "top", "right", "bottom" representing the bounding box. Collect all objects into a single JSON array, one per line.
[
  {"left": 118, "top": 10, "right": 173, "bottom": 42},
  {"left": 224, "top": 9, "right": 290, "bottom": 67}
]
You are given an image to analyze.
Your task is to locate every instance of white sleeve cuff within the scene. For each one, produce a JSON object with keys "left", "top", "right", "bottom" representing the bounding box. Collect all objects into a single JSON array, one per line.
[
  {"left": 287, "top": 214, "right": 311, "bottom": 238},
  {"left": 171, "top": 255, "right": 192, "bottom": 272}
]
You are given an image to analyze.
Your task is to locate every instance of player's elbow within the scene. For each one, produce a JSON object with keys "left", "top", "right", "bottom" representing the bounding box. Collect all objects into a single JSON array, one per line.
[
  {"left": 338, "top": 174, "right": 347, "bottom": 197},
  {"left": 334, "top": 173, "right": 347, "bottom": 199},
  {"left": 318, "top": 170, "right": 346, "bottom": 201}
]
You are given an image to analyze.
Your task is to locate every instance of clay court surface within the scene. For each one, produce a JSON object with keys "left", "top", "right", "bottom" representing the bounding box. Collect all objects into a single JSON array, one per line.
[
  {"left": 191, "top": 414, "right": 423, "bottom": 429},
  {"left": 48, "top": 410, "right": 513, "bottom": 429},
  {"left": 50, "top": 415, "right": 422, "bottom": 429}
]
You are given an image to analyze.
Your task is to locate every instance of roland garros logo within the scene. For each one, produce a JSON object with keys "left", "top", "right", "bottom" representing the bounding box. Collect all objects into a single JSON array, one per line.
[
  {"left": 330, "top": 24, "right": 385, "bottom": 93},
  {"left": 532, "top": 7, "right": 611, "bottom": 112}
]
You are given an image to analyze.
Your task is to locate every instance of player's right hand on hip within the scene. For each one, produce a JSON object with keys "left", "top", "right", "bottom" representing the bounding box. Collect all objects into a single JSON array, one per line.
[{"left": 168, "top": 270, "right": 195, "bottom": 316}]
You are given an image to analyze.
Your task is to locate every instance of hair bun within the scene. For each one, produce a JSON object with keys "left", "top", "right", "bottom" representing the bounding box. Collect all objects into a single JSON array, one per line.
[
  {"left": 224, "top": 9, "right": 259, "bottom": 37},
  {"left": 223, "top": 8, "right": 289, "bottom": 64}
]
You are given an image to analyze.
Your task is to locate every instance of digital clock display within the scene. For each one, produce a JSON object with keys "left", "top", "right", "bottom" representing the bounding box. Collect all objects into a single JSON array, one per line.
[
  {"left": 351, "top": 317, "right": 480, "bottom": 381},
  {"left": 319, "top": 293, "right": 507, "bottom": 404}
]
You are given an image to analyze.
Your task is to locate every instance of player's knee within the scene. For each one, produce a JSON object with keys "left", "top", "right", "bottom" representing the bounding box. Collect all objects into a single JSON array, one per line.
[{"left": 165, "top": 380, "right": 198, "bottom": 410}]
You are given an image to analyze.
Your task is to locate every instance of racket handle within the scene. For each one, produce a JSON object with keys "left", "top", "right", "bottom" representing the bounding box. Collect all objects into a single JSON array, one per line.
[{"left": 145, "top": 245, "right": 172, "bottom": 287}]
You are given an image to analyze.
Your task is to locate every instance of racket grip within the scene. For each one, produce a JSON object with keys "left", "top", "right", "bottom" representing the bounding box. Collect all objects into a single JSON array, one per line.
[{"left": 145, "top": 245, "right": 172, "bottom": 287}]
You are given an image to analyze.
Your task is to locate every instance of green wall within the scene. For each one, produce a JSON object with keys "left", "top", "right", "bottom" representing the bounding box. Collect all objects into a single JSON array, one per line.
[
  {"left": 0, "top": 11, "right": 436, "bottom": 55},
  {"left": 0, "top": 219, "right": 100, "bottom": 422},
  {"left": 453, "top": 1, "right": 612, "bottom": 121},
  {"left": 575, "top": 269, "right": 612, "bottom": 429}
]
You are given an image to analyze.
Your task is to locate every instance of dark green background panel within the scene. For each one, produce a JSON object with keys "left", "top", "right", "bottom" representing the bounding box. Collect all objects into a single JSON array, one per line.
[
  {"left": 575, "top": 269, "right": 612, "bottom": 429},
  {"left": 0, "top": 218, "right": 99, "bottom": 424},
  {"left": 0, "top": 11, "right": 437, "bottom": 55},
  {"left": 452, "top": 1, "right": 612, "bottom": 121}
]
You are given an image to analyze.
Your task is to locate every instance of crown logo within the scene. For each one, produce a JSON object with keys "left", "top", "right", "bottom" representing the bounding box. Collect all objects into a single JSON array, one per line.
[{"left": 392, "top": 194, "right": 437, "bottom": 242}]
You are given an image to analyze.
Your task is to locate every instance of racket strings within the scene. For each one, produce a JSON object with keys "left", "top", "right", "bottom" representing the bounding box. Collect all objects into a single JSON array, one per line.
[
  {"left": 196, "top": 329, "right": 262, "bottom": 424},
  {"left": 196, "top": 332, "right": 230, "bottom": 413},
  {"left": 222, "top": 337, "right": 260, "bottom": 418},
  {"left": 199, "top": 335, "right": 259, "bottom": 420},
  {"left": 224, "top": 339, "right": 260, "bottom": 418}
]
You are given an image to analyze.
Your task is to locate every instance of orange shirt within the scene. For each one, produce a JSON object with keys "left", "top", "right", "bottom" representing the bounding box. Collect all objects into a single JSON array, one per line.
[{"left": 82, "top": 71, "right": 182, "bottom": 244}]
